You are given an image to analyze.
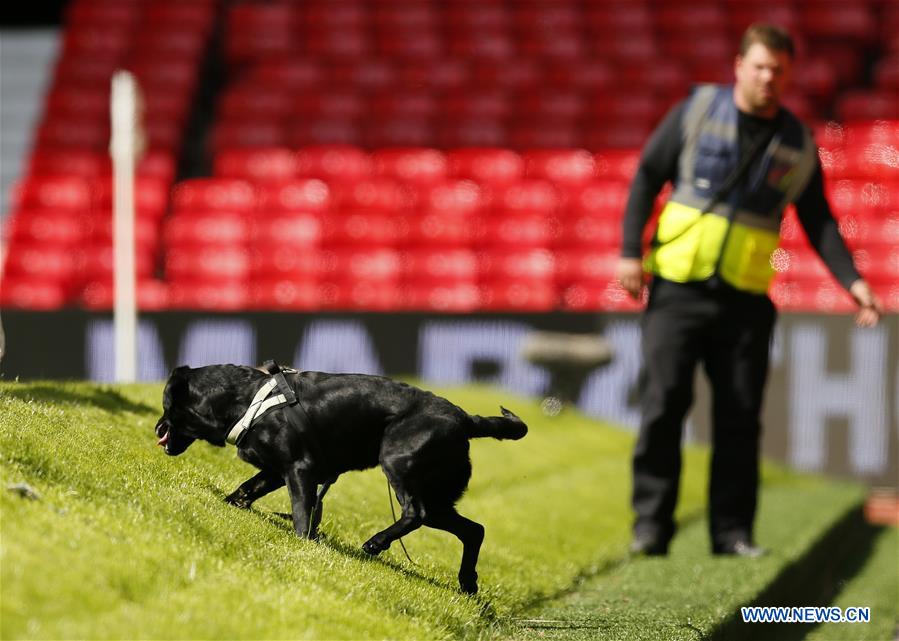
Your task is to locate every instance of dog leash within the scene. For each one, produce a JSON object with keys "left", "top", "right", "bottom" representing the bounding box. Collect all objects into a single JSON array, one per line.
[{"left": 387, "top": 478, "right": 417, "bottom": 566}]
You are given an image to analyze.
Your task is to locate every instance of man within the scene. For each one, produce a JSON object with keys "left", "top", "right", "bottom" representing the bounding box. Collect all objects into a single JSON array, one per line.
[{"left": 616, "top": 24, "right": 882, "bottom": 557}]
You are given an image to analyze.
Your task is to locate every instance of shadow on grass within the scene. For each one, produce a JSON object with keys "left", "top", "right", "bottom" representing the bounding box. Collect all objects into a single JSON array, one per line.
[
  {"left": 710, "top": 505, "right": 882, "bottom": 641},
  {"left": 204, "top": 482, "right": 496, "bottom": 614},
  {"left": 3, "top": 384, "right": 158, "bottom": 416}
]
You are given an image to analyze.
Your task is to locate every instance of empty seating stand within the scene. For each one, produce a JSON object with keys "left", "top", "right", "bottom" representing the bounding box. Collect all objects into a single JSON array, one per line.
[{"left": 2, "top": 0, "right": 897, "bottom": 313}]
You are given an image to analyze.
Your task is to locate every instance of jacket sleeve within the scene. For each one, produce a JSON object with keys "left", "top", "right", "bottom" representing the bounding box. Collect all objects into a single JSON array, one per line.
[
  {"left": 620, "top": 101, "right": 686, "bottom": 258},
  {"left": 793, "top": 160, "right": 861, "bottom": 290}
]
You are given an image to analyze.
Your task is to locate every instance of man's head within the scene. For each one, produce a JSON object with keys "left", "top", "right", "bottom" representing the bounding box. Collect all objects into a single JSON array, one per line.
[{"left": 734, "top": 24, "right": 795, "bottom": 118}]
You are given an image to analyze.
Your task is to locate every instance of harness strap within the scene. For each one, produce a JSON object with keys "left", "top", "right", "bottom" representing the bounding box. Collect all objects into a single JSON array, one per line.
[{"left": 227, "top": 378, "right": 285, "bottom": 445}]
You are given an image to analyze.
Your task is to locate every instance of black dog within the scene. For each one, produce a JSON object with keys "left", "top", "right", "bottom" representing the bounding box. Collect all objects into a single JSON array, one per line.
[{"left": 154, "top": 362, "right": 527, "bottom": 594}]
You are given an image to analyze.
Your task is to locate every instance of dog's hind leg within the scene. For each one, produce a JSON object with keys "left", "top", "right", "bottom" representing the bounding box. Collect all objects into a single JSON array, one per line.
[
  {"left": 225, "top": 470, "right": 285, "bottom": 509},
  {"left": 425, "top": 508, "right": 485, "bottom": 594}
]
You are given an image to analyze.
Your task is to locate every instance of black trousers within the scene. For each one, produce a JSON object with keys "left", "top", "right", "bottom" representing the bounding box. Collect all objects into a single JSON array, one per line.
[{"left": 631, "top": 278, "right": 777, "bottom": 548}]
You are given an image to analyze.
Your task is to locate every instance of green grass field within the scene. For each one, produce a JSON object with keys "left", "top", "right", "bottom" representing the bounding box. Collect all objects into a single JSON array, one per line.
[{"left": 0, "top": 380, "right": 891, "bottom": 640}]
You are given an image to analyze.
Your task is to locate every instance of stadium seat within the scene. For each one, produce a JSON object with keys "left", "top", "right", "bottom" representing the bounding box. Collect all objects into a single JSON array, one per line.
[
  {"left": 554, "top": 248, "right": 619, "bottom": 286},
  {"left": 7, "top": 210, "right": 87, "bottom": 245},
  {"left": 398, "top": 211, "right": 478, "bottom": 247},
  {"left": 251, "top": 279, "right": 320, "bottom": 310},
  {"left": 164, "top": 213, "right": 249, "bottom": 246},
  {"left": 478, "top": 213, "right": 554, "bottom": 247},
  {"left": 248, "top": 246, "right": 321, "bottom": 279},
  {"left": 321, "top": 212, "right": 400, "bottom": 245},
  {"left": 172, "top": 178, "right": 257, "bottom": 213},
  {"left": 371, "top": 148, "right": 448, "bottom": 185},
  {"left": 165, "top": 245, "right": 251, "bottom": 282},
  {"left": 214, "top": 148, "right": 297, "bottom": 181},
  {"left": 12, "top": 175, "right": 93, "bottom": 210},
  {"left": 402, "top": 282, "right": 480, "bottom": 312},
  {"left": 524, "top": 150, "right": 597, "bottom": 186},
  {"left": 317, "top": 247, "right": 402, "bottom": 281},
  {"left": 318, "top": 280, "right": 402, "bottom": 311},
  {"left": 478, "top": 279, "right": 558, "bottom": 311},
  {"left": 477, "top": 247, "right": 555, "bottom": 280},
  {"left": 168, "top": 281, "right": 250, "bottom": 311},
  {"left": 0, "top": 278, "right": 71, "bottom": 310},
  {"left": 562, "top": 281, "right": 645, "bottom": 312},
  {"left": 400, "top": 248, "right": 478, "bottom": 283},
  {"left": 410, "top": 179, "right": 483, "bottom": 216},
  {"left": 294, "top": 145, "right": 372, "bottom": 182}
]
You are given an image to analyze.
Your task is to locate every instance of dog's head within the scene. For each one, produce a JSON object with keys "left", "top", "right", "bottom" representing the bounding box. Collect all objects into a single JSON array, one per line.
[{"left": 155, "top": 365, "right": 229, "bottom": 455}]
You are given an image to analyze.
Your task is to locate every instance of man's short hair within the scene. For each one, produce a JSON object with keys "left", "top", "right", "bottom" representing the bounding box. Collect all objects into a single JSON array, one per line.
[{"left": 740, "top": 23, "right": 795, "bottom": 59}]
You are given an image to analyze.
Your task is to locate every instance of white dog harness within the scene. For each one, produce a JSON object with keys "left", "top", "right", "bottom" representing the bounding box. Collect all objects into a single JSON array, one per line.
[{"left": 226, "top": 376, "right": 291, "bottom": 445}]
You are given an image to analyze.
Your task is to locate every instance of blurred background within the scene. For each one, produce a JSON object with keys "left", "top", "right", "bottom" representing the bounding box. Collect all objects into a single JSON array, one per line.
[{"left": 0, "top": 0, "right": 896, "bottom": 487}]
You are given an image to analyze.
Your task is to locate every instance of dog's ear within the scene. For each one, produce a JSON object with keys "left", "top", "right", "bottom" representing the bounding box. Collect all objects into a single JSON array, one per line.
[{"left": 168, "top": 366, "right": 192, "bottom": 405}]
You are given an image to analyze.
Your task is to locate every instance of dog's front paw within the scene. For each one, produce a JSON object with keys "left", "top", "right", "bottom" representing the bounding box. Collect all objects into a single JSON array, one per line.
[
  {"left": 224, "top": 492, "right": 252, "bottom": 510},
  {"left": 459, "top": 571, "right": 479, "bottom": 594},
  {"left": 362, "top": 537, "right": 388, "bottom": 556}
]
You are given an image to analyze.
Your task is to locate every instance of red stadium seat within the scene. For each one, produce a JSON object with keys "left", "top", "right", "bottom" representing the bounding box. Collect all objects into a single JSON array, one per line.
[
  {"left": 295, "top": 92, "right": 367, "bottom": 120},
  {"left": 303, "top": 30, "right": 371, "bottom": 58},
  {"left": 411, "top": 179, "right": 483, "bottom": 216},
  {"left": 398, "top": 211, "right": 478, "bottom": 247},
  {"left": 12, "top": 175, "right": 93, "bottom": 210},
  {"left": 593, "top": 33, "right": 659, "bottom": 62},
  {"left": 445, "top": 6, "right": 508, "bottom": 31},
  {"left": 544, "top": 60, "right": 615, "bottom": 91},
  {"left": 164, "top": 213, "right": 249, "bottom": 246},
  {"left": 585, "top": 5, "right": 652, "bottom": 33},
  {"left": 470, "top": 60, "right": 543, "bottom": 91},
  {"left": 248, "top": 247, "right": 321, "bottom": 278},
  {"left": 321, "top": 212, "right": 400, "bottom": 246},
  {"left": 168, "top": 281, "right": 250, "bottom": 311},
  {"left": 553, "top": 214, "right": 622, "bottom": 248},
  {"left": 594, "top": 150, "right": 641, "bottom": 182},
  {"left": 250, "top": 214, "right": 322, "bottom": 247},
  {"left": 478, "top": 213, "right": 554, "bottom": 247},
  {"left": 3, "top": 244, "right": 78, "bottom": 283},
  {"left": 248, "top": 59, "right": 324, "bottom": 88},
  {"left": 290, "top": 119, "right": 361, "bottom": 148},
  {"left": 827, "top": 179, "right": 898, "bottom": 216},
  {"left": 372, "top": 148, "right": 449, "bottom": 185},
  {"left": 477, "top": 248, "right": 555, "bottom": 280},
  {"left": 79, "top": 278, "right": 170, "bottom": 311},
  {"left": 524, "top": 150, "right": 597, "bottom": 186},
  {"left": 218, "top": 87, "right": 294, "bottom": 119},
  {"left": 448, "top": 31, "right": 516, "bottom": 60},
  {"left": 251, "top": 279, "right": 320, "bottom": 310},
  {"left": 214, "top": 148, "right": 297, "bottom": 181},
  {"left": 318, "top": 280, "right": 402, "bottom": 311},
  {"left": 165, "top": 245, "right": 251, "bottom": 282},
  {"left": 487, "top": 179, "right": 560, "bottom": 215},
  {"left": 838, "top": 92, "right": 899, "bottom": 121},
  {"left": 560, "top": 179, "right": 632, "bottom": 217},
  {"left": 402, "top": 282, "right": 480, "bottom": 312},
  {"left": 364, "top": 118, "right": 435, "bottom": 148},
  {"left": 376, "top": 30, "right": 443, "bottom": 59},
  {"left": 444, "top": 91, "right": 511, "bottom": 120},
  {"left": 211, "top": 120, "right": 287, "bottom": 150},
  {"left": 400, "top": 248, "right": 478, "bottom": 283},
  {"left": 803, "top": 5, "right": 877, "bottom": 42},
  {"left": 370, "top": 92, "right": 439, "bottom": 120},
  {"left": 256, "top": 179, "right": 331, "bottom": 213},
  {"left": 330, "top": 60, "right": 400, "bottom": 91},
  {"left": 330, "top": 178, "right": 410, "bottom": 212},
  {"left": 478, "top": 279, "right": 558, "bottom": 311},
  {"left": 0, "top": 278, "right": 71, "bottom": 310},
  {"left": 438, "top": 119, "right": 507, "bottom": 148},
  {"left": 554, "top": 248, "right": 619, "bottom": 286},
  {"left": 448, "top": 148, "right": 525, "bottom": 185},
  {"left": 294, "top": 145, "right": 372, "bottom": 182},
  {"left": 172, "top": 178, "right": 256, "bottom": 213},
  {"left": 584, "top": 123, "right": 655, "bottom": 150},
  {"left": 318, "top": 248, "right": 402, "bottom": 281},
  {"left": 7, "top": 210, "right": 87, "bottom": 245},
  {"left": 508, "top": 122, "right": 580, "bottom": 150}
]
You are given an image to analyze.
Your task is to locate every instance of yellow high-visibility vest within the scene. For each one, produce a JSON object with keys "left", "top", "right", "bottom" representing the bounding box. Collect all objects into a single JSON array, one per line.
[{"left": 646, "top": 85, "right": 817, "bottom": 294}]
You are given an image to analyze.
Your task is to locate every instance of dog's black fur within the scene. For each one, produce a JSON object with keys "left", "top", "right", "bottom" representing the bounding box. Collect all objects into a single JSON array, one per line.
[{"left": 154, "top": 364, "right": 527, "bottom": 594}]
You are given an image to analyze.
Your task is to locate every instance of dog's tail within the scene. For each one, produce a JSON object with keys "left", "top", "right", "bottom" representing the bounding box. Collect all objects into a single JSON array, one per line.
[{"left": 467, "top": 407, "right": 528, "bottom": 440}]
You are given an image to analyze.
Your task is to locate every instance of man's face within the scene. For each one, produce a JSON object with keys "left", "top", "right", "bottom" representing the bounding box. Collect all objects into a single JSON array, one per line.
[{"left": 734, "top": 42, "right": 793, "bottom": 117}]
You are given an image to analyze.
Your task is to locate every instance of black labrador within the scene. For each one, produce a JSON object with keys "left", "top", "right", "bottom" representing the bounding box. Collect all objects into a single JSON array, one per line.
[{"left": 154, "top": 363, "right": 527, "bottom": 594}]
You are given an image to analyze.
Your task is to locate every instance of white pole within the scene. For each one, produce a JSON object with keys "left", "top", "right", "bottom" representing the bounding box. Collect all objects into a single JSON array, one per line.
[{"left": 110, "top": 71, "right": 138, "bottom": 383}]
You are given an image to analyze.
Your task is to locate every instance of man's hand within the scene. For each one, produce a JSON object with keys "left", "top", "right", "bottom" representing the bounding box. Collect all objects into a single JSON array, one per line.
[
  {"left": 616, "top": 257, "right": 646, "bottom": 300},
  {"left": 849, "top": 279, "right": 882, "bottom": 328}
]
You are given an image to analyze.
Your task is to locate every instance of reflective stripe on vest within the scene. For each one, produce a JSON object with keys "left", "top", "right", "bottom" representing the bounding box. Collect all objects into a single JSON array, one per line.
[{"left": 647, "top": 84, "right": 817, "bottom": 294}]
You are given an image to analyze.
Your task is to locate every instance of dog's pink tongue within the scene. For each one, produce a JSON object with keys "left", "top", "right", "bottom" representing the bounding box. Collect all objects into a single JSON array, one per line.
[{"left": 157, "top": 432, "right": 170, "bottom": 447}]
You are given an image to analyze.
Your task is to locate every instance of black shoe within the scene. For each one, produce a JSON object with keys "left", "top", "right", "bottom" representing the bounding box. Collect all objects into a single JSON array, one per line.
[
  {"left": 629, "top": 536, "right": 669, "bottom": 556},
  {"left": 712, "top": 539, "right": 767, "bottom": 558}
]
